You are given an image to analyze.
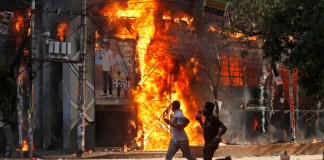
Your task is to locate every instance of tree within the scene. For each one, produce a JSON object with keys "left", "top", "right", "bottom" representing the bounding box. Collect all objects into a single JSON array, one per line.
[
  {"left": 228, "top": 0, "right": 324, "bottom": 98},
  {"left": 227, "top": 0, "right": 324, "bottom": 142},
  {"left": 227, "top": 0, "right": 274, "bottom": 37},
  {"left": 270, "top": 0, "right": 324, "bottom": 98},
  {"left": 227, "top": 0, "right": 291, "bottom": 141}
]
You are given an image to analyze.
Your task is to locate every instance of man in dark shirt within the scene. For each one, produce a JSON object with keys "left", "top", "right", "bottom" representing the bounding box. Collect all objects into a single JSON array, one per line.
[{"left": 196, "top": 101, "right": 227, "bottom": 160}]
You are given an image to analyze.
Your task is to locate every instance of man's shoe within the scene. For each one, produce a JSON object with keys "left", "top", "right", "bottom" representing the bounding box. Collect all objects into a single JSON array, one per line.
[
  {"left": 114, "top": 99, "right": 120, "bottom": 104},
  {"left": 100, "top": 93, "right": 107, "bottom": 96},
  {"left": 107, "top": 94, "right": 112, "bottom": 97}
]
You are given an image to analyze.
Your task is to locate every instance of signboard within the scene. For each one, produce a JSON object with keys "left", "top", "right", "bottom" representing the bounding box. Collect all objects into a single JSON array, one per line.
[
  {"left": 204, "top": 0, "right": 228, "bottom": 16},
  {"left": 0, "top": 11, "right": 13, "bottom": 34},
  {"left": 95, "top": 38, "right": 136, "bottom": 105}
]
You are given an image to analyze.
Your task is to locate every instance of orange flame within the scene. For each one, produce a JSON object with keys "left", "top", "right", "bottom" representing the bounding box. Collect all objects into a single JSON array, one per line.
[
  {"left": 249, "top": 36, "right": 257, "bottom": 40},
  {"left": 311, "top": 139, "right": 318, "bottom": 144},
  {"left": 162, "top": 13, "right": 172, "bottom": 20},
  {"left": 220, "top": 57, "right": 243, "bottom": 86},
  {"left": 209, "top": 26, "right": 217, "bottom": 32},
  {"left": 162, "top": 12, "right": 194, "bottom": 27},
  {"left": 230, "top": 33, "right": 257, "bottom": 40},
  {"left": 27, "top": 9, "right": 31, "bottom": 35},
  {"left": 100, "top": 1, "right": 203, "bottom": 150},
  {"left": 190, "top": 56, "right": 199, "bottom": 74},
  {"left": 22, "top": 139, "right": 28, "bottom": 152},
  {"left": 15, "top": 15, "right": 24, "bottom": 32},
  {"left": 28, "top": 9, "right": 31, "bottom": 17},
  {"left": 57, "top": 22, "right": 68, "bottom": 41},
  {"left": 23, "top": 49, "right": 29, "bottom": 56},
  {"left": 231, "top": 33, "right": 243, "bottom": 38},
  {"left": 95, "top": 30, "right": 100, "bottom": 39},
  {"left": 95, "top": 30, "right": 101, "bottom": 50},
  {"left": 253, "top": 118, "right": 259, "bottom": 131}
]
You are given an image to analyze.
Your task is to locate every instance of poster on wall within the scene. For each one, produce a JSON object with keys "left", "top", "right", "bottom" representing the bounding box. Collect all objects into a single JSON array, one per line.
[
  {"left": 0, "top": 11, "right": 13, "bottom": 34},
  {"left": 203, "top": 0, "right": 228, "bottom": 17},
  {"left": 95, "top": 38, "right": 136, "bottom": 106}
]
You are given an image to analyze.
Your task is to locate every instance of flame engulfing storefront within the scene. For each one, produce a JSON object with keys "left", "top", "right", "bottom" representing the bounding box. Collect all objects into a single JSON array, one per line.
[
  {"left": 93, "top": 0, "right": 322, "bottom": 150},
  {"left": 95, "top": 0, "right": 204, "bottom": 150}
]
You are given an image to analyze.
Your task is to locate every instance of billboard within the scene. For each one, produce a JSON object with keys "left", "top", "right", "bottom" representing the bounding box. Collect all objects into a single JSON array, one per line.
[
  {"left": 204, "top": 0, "right": 228, "bottom": 16},
  {"left": 0, "top": 11, "right": 13, "bottom": 34},
  {"left": 95, "top": 38, "right": 136, "bottom": 105}
]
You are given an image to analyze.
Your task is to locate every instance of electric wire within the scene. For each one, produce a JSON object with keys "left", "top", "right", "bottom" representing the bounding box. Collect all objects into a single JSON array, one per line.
[{"left": 20, "top": 0, "right": 43, "bottom": 5}]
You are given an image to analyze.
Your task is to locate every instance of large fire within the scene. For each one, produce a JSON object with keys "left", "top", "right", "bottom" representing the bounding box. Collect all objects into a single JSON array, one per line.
[{"left": 100, "top": 1, "right": 203, "bottom": 150}]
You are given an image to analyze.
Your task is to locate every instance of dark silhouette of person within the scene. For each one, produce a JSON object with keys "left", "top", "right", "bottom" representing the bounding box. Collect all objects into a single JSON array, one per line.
[{"left": 196, "top": 101, "right": 227, "bottom": 160}]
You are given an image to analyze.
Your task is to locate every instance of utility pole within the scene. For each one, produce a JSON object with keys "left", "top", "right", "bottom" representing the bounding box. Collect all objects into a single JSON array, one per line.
[
  {"left": 16, "top": 74, "right": 23, "bottom": 158},
  {"left": 77, "top": 0, "right": 87, "bottom": 157},
  {"left": 296, "top": 75, "right": 299, "bottom": 142},
  {"left": 316, "top": 101, "right": 321, "bottom": 136},
  {"left": 243, "top": 66, "right": 246, "bottom": 144},
  {"left": 28, "top": 0, "right": 36, "bottom": 158},
  {"left": 271, "top": 59, "right": 286, "bottom": 141},
  {"left": 289, "top": 70, "right": 296, "bottom": 142}
]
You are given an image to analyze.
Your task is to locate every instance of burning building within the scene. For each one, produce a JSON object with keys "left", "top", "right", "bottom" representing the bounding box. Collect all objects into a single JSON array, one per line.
[
  {"left": 0, "top": 0, "right": 323, "bottom": 156},
  {"left": 89, "top": 0, "right": 323, "bottom": 149}
]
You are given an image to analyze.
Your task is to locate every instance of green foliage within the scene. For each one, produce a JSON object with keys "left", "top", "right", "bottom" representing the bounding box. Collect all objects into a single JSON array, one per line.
[
  {"left": 228, "top": 0, "right": 324, "bottom": 98},
  {"left": 227, "top": 0, "right": 276, "bottom": 36},
  {"left": 262, "top": 0, "right": 324, "bottom": 98}
]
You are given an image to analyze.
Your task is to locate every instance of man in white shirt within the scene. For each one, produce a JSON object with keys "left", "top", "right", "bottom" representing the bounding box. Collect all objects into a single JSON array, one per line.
[
  {"left": 164, "top": 101, "right": 196, "bottom": 160},
  {"left": 100, "top": 41, "right": 114, "bottom": 97}
]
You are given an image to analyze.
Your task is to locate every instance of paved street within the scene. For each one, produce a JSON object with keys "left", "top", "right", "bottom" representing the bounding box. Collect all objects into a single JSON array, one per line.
[{"left": 113, "top": 155, "right": 322, "bottom": 160}]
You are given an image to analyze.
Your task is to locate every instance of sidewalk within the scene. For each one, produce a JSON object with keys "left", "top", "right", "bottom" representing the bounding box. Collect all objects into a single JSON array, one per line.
[
  {"left": 26, "top": 142, "right": 324, "bottom": 159},
  {"left": 114, "top": 155, "right": 322, "bottom": 160}
]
